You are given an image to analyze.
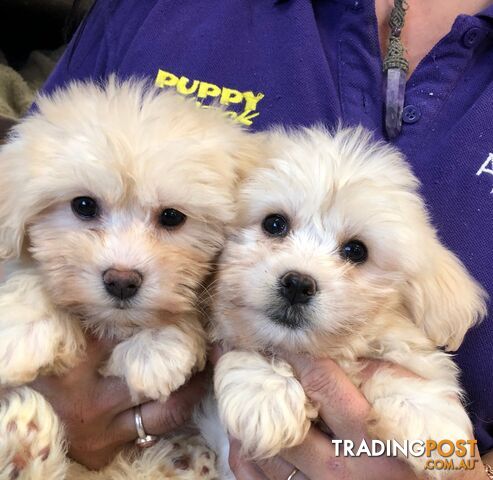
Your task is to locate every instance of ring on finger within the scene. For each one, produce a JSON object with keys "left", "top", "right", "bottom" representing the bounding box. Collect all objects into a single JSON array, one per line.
[
  {"left": 133, "top": 404, "right": 158, "bottom": 448},
  {"left": 286, "top": 467, "right": 299, "bottom": 480}
]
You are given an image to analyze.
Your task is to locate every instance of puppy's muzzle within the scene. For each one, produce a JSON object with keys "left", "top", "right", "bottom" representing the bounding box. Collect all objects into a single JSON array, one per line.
[
  {"left": 266, "top": 271, "right": 318, "bottom": 330},
  {"left": 279, "top": 271, "right": 317, "bottom": 305},
  {"left": 103, "top": 268, "right": 143, "bottom": 300}
]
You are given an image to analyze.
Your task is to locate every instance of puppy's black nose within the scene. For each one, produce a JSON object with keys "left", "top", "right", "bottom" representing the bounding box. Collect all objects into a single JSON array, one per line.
[
  {"left": 103, "top": 269, "right": 143, "bottom": 300},
  {"left": 279, "top": 271, "right": 317, "bottom": 305}
]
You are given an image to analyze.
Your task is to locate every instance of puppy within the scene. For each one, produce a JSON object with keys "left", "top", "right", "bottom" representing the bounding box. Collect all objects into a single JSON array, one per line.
[
  {"left": 211, "top": 126, "right": 487, "bottom": 477},
  {"left": 0, "top": 78, "right": 259, "bottom": 479}
]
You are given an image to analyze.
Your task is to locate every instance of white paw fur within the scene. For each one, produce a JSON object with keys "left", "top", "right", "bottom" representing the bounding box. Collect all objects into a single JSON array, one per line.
[
  {"left": 101, "top": 322, "right": 207, "bottom": 402},
  {"left": 0, "top": 387, "right": 68, "bottom": 480},
  {"left": 66, "top": 434, "right": 217, "bottom": 480},
  {"left": 0, "top": 271, "right": 85, "bottom": 385},
  {"left": 362, "top": 365, "right": 474, "bottom": 478},
  {"left": 215, "top": 351, "right": 317, "bottom": 459}
]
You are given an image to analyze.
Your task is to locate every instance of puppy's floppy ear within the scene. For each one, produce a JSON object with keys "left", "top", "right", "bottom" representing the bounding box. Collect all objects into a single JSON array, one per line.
[
  {"left": 403, "top": 237, "right": 487, "bottom": 351},
  {"left": 232, "top": 131, "right": 270, "bottom": 183},
  {"left": 0, "top": 131, "right": 40, "bottom": 260}
]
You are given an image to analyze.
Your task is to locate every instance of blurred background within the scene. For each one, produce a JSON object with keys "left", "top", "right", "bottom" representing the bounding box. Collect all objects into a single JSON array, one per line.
[{"left": 0, "top": 0, "right": 93, "bottom": 128}]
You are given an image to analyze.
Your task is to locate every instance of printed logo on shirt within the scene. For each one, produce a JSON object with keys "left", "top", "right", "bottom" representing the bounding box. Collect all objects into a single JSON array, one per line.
[
  {"left": 155, "top": 69, "right": 265, "bottom": 127},
  {"left": 476, "top": 153, "right": 493, "bottom": 193}
]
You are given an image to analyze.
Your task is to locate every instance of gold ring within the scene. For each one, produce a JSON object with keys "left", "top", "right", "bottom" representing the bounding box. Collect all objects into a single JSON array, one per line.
[{"left": 286, "top": 467, "right": 299, "bottom": 480}]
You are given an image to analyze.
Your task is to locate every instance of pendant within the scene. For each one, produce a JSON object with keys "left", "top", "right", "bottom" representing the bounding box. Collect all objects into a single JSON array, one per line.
[
  {"left": 383, "top": 0, "right": 409, "bottom": 139},
  {"left": 384, "top": 67, "right": 407, "bottom": 139}
]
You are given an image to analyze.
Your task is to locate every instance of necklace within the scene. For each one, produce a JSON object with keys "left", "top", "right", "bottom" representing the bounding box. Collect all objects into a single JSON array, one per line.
[{"left": 383, "top": 0, "right": 409, "bottom": 139}]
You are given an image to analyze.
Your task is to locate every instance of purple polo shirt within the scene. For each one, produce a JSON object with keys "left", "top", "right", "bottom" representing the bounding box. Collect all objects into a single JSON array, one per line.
[{"left": 43, "top": 0, "right": 493, "bottom": 452}]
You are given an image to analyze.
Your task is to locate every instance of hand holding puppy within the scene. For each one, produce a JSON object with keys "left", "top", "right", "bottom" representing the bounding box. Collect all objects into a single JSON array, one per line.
[
  {"left": 30, "top": 333, "right": 209, "bottom": 470},
  {"left": 227, "top": 353, "right": 487, "bottom": 480}
]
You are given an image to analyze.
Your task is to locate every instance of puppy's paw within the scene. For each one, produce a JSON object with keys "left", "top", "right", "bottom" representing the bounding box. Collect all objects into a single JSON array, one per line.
[
  {"left": 0, "top": 316, "right": 84, "bottom": 386},
  {"left": 101, "top": 325, "right": 207, "bottom": 402},
  {"left": 0, "top": 273, "right": 85, "bottom": 385},
  {"left": 0, "top": 387, "right": 68, "bottom": 480},
  {"left": 215, "top": 351, "right": 317, "bottom": 459},
  {"left": 363, "top": 368, "right": 473, "bottom": 478}
]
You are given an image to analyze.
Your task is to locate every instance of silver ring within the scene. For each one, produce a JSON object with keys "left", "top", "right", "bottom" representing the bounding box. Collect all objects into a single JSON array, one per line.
[
  {"left": 286, "top": 467, "right": 299, "bottom": 480},
  {"left": 133, "top": 405, "right": 158, "bottom": 448}
]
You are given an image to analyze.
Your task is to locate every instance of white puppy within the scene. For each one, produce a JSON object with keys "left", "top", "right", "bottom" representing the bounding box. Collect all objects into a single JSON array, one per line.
[
  {"left": 211, "top": 126, "right": 487, "bottom": 477},
  {"left": 0, "top": 78, "right": 259, "bottom": 479}
]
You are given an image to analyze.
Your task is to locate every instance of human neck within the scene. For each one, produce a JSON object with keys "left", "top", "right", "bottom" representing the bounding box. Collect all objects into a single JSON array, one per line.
[{"left": 376, "top": 0, "right": 493, "bottom": 76}]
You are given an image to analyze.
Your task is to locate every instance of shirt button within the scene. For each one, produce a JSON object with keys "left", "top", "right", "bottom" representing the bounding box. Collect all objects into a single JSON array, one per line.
[
  {"left": 402, "top": 105, "right": 421, "bottom": 124},
  {"left": 462, "top": 27, "right": 482, "bottom": 48}
]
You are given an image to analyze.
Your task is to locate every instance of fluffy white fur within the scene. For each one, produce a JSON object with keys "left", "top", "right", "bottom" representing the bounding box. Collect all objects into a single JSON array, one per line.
[
  {"left": 0, "top": 78, "right": 260, "bottom": 479},
  {"left": 0, "top": 388, "right": 67, "bottom": 479},
  {"left": 210, "top": 126, "right": 488, "bottom": 478},
  {"left": 66, "top": 434, "right": 218, "bottom": 480}
]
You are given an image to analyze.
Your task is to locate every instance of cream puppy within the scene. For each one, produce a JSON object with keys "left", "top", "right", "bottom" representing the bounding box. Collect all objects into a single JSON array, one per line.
[
  {"left": 212, "top": 127, "right": 487, "bottom": 477},
  {"left": 0, "top": 79, "right": 258, "bottom": 479}
]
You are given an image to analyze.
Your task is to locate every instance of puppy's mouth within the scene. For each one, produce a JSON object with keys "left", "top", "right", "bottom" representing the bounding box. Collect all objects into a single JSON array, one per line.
[
  {"left": 114, "top": 299, "right": 133, "bottom": 310},
  {"left": 265, "top": 304, "right": 310, "bottom": 330}
]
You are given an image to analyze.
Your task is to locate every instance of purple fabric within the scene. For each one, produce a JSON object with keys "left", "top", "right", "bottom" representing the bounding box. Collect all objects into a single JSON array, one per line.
[{"left": 43, "top": 0, "right": 493, "bottom": 452}]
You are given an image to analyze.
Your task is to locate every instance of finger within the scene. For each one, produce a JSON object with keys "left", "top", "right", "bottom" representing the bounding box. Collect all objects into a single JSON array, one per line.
[
  {"left": 256, "top": 456, "right": 309, "bottom": 480},
  {"left": 209, "top": 341, "right": 232, "bottom": 366},
  {"left": 359, "top": 359, "right": 417, "bottom": 383},
  {"left": 83, "top": 332, "right": 120, "bottom": 367},
  {"left": 31, "top": 368, "right": 138, "bottom": 420},
  {"left": 229, "top": 438, "right": 309, "bottom": 480},
  {"left": 32, "top": 333, "right": 118, "bottom": 390},
  {"left": 280, "top": 426, "right": 344, "bottom": 480},
  {"left": 229, "top": 438, "right": 270, "bottom": 480},
  {"left": 280, "top": 426, "right": 416, "bottom": 480},
  {"left": 208, "top": 342, "right": 225, "bottom": 367},
  {"left": 281, "top": 352, "right": 371, "bottom": 441},
  {"left": 97, "top": 351, "right": 214, "bottom": 416},
  {"left": 95, "top": 374, "right": 139, "bottom": 414},
  {"left": 110, "top": 370, "right": 208, "bottom": 443}
]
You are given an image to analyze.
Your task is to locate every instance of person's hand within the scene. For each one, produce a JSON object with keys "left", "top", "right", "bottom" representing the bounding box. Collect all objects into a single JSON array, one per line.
[
  {"left": 228, "top": 353, "right": 487, "bottom": 480},
  {"left": 30, "top": 333, "right": 208, "bottom": 470}
]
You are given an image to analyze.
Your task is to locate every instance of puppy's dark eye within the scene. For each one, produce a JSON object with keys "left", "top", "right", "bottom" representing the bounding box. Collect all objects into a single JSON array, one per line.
[
  {"left": 262, "top": 214, "right": 289, "bottom": 237},
  {"left": 159, "top": 208, "right": 186, "bottom": 228},
  {"left": 341, "top": 240, "right": 368, "bottom": 264},
  {"left": 71, "top": 197, "right": 99, "bottom": 220}
]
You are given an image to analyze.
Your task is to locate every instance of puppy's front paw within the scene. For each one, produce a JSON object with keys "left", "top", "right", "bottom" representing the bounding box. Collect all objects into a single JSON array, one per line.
[
  {"left": 215, "top": 351, "right": 317, "bottom": 459},
  {"left": 0, "top": 313, "right": 84, "bottom": 386},
  {"left": 0, "top": 387, "right": 67, "bottom": 480},
  {"left": 101, "top": 326, "right": 207, "bottom": 402},
  {"left": 0, "top": 273, "right": 85, "bottom": 386},
  {"left": 363, "top": 369, "right": 473, "bottom": 478},
  {"left": 0, "top": 320, "right": 56, "bottom": 385}
]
